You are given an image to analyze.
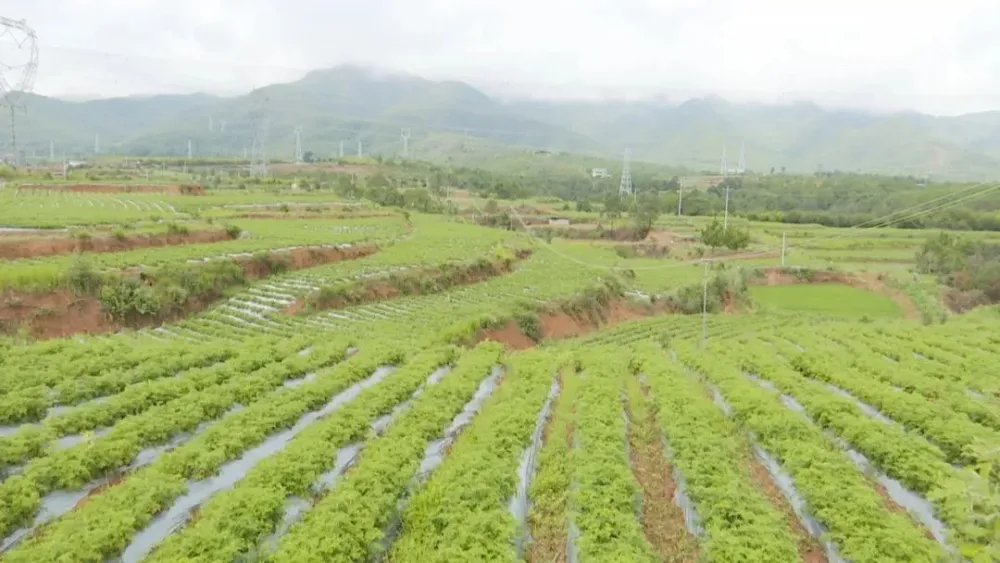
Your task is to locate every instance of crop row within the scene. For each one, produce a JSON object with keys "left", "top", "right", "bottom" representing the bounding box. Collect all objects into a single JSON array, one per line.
[
  {"left": 629, "top": 342, "right": 801, "bottom": 561},
  {"left": 388, "top": 348, "right": 557, "bottom": 562},
  {"left": 775, "top": 333, "right": 1000, "bottom": 469},
  {"left": 525, "top": 365, "right": 577, "bottom": 563},
  {"left": 0, "top": 336, "right": 315, "bottom": 471},
  {"left": 265, "top": 341, "right": 504, "bottom": 561},
  {"left": 736, "top": 340, "right": 999, "bottom": 559},
  {"left": 0, "top": 337, "right": 357, "bottom": 542},
  {"left": 821, "top": 329, "right": 1000, "bottom": 431},
  {"left": 143, "top": 345, "right": 462, "bottom": 561},
  {"left": 0, "top": 337, "right": 232, "bottom": 400},
  {"left": 2, "top": 344, "right": 406, "bottom": 562},
  {"left": 676, "top": 343, "right": 945, "bottom": 562},
  {"left": 572, "top": 349, "right": 657, "bottom": 561}
]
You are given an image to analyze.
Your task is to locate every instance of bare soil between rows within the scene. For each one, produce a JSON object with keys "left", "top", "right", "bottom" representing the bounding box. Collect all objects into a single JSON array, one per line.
[{"left": 627, "top": 380, "right": 700, "bottom": 562}]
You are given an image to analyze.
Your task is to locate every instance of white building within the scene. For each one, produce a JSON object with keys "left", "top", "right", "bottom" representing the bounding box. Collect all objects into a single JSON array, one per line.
[{"left": 591, "top": 168, "right": 610, "bottom": 178}]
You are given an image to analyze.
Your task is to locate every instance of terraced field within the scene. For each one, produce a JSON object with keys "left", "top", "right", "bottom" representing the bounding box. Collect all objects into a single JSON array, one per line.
[{"left": 1, "top": 184, "right": 998, "bottom": 563}]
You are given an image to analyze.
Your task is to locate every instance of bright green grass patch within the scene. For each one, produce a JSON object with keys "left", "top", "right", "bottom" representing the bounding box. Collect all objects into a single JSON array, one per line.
[{"left": 750, "top": 283, "right": 903, "bottom": 318}]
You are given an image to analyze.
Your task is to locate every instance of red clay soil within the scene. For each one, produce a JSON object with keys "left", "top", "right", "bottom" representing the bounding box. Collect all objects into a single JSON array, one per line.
[
  {"left": 0, "top": 244, "right": 378, "bottom": 340},
  {"left": 239, "top": 245, "right": 376, "bottom": 278},
  {"left": 754, "top": 268, "right": 920, "bottom": 320},
  {"left": 478, "top": 300, "right": 666, "bottom": 350},
  {"left": 872, "top": 481, "right": 936, "bottom": 541},
  {"left": 627, "top": 383, "right": 701, "bottom": 562},
  {"left": 18, "top": 183, "right": 205, "bottom": 195},
  {"left": 747, "top": 457, "right": 827, "bottom": 563},
  {"left": 0, "top": 290, "right": 114, "bottom": 339},
  {"left": 0, "top": 229, "right": 233, "bottom": 260},
  {"left": 283, "top": 252, "right": 529, "bottom": 315}
]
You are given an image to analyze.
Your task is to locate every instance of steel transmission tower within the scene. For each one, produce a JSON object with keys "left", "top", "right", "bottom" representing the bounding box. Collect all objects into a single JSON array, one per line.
[
  {"left": 737, "top": 141, "right": 746, "bottom": 174},
  {"left": 0, "top": 17, "right": 39, "bottom": 167},
  {"left": 618, "top": 149, "right": 634, "bottom": 201},
  {"left": 400, "top": 128, "right": 411, "bottom": 158},
  {"left": 294, "top": 126, "right": 303, "bottom": 163},
  {"left": 720, "top": 144, "right": 728, "bottom": 176},
  {"left": 249, "top": 93, "right": 270, "bottom": 176}
]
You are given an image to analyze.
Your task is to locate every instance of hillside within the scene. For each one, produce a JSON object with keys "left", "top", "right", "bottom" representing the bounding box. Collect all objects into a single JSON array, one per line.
[{"left": 3, "top": 65, "right": 1000, "bottom": 179}]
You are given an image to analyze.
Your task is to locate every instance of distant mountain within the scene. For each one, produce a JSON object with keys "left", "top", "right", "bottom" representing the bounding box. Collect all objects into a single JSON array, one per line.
[{"left": 2, "top": 65, "right": 1000, "bottom": 180}]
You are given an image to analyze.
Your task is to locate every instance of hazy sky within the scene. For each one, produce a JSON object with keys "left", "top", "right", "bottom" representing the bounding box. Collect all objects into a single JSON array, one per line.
[{"left": 3, "top": 0, "right": 999, "bottom": 115}]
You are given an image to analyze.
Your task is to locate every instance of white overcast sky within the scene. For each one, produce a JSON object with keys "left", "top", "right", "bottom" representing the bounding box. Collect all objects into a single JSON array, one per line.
[{"left": 3, "top": 0, "right": 999, "bottom": 115}]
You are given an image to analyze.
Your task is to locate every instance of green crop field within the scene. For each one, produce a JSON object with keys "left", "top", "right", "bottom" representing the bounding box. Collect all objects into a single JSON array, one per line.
[
  {"left": 0, "top": 163, "right": 997, "bottom": 563},
  {"left": 750, "top": 284, "right": 904, "bottom": 317}
]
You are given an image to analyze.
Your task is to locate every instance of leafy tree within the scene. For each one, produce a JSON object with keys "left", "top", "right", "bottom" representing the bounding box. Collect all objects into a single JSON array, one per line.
[
  {"left": 602, "top": 193, "right": 623, "bottom": 232},
  {"left": 700, "top": 218, "right": 750, "bottom": 250},
  {"left": 632, "top": 192, "right": 661, "bottom": 237}
]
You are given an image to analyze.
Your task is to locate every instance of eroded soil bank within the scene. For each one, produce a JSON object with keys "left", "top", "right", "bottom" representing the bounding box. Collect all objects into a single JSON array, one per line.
[
  {"left": 0, "top": 229, "right": 234, "bottom": 260},
  {"left": 0, "top": 244, "right": 377, "bottom": 339},
  {"left": 283, "top": 250, "right": 533, "bottom": 315},
  {"left": 18, "top": 183, "right": 205, "bottom": 195}
]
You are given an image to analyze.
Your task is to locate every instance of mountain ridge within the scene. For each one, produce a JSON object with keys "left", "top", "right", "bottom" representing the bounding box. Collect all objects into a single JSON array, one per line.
[{"left": 2, "top": 64, "right": 999, "bottom": 179}]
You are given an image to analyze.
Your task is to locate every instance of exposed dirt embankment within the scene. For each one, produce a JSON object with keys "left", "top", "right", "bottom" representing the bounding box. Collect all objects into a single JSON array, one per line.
[
  {"left": 284, "top": 249, "right": 532, "bottom": 315},
  {"left": 0, "top": 229, "right": 234, "bottom": 260},
  {"left": 751, "top": 267, "right": 918, "bottom": 319},
  {"left": 0, "top": 244, "right": 377, "bottom": 340},
  {"left": 18, "top": 183, "right": 205, "bottom": 195},
  {"left": 477, "top": 299, "right": 669, "bottom": 350}
]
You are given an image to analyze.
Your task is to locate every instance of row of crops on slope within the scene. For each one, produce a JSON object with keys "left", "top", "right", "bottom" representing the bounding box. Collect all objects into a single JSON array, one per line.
[
  {"left": 0, "top": 217, "right": 405, "bottom": 291},
  {"left": 3, "top": 283, "right": 1000, "bottom": 560}
]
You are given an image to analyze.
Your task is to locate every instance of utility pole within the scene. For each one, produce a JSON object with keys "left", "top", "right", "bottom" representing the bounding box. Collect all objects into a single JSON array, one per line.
[
  {"left": 187, "top": 139, "right": 193, "bottom": 160},
  {"left": 400, "top": 128, "right": 411, "bottom": 159},
  {"left": 781, "top": 232, "right": 787, "bottom": 267},
  {"left": 357, "top": 140, "right": 362, "bottom": 157},
  {"left": 294, "top": 127, "right": 303, "bottom": 163},
  {"left": 701, "top": 260, "right": 711, "bottom": 348},
  {"left": 94, "top": 133, "right": 100, "bottom": 155},
  {"left": 339, "top": 140, "right": 345, "bottom": 158},
  {"left": 677, "top": 186, "right": 683, "bottom": 216}
]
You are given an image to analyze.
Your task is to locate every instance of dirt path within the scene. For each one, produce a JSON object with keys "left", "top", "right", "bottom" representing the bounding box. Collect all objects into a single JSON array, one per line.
[
  {"left": 626, "top": 377, "right": 700, "bottom": 562},
  {"left": 525, "top": 373, "right": 574, "bottom": 563},
  {"left": 746, "top": 457, "right": 827, "bottom": 563}
]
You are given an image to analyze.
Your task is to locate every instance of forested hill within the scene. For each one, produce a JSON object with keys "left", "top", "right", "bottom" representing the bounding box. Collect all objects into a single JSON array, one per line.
[{"left": 4, "top": 64, "right": 1000, "bottom": 179}]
